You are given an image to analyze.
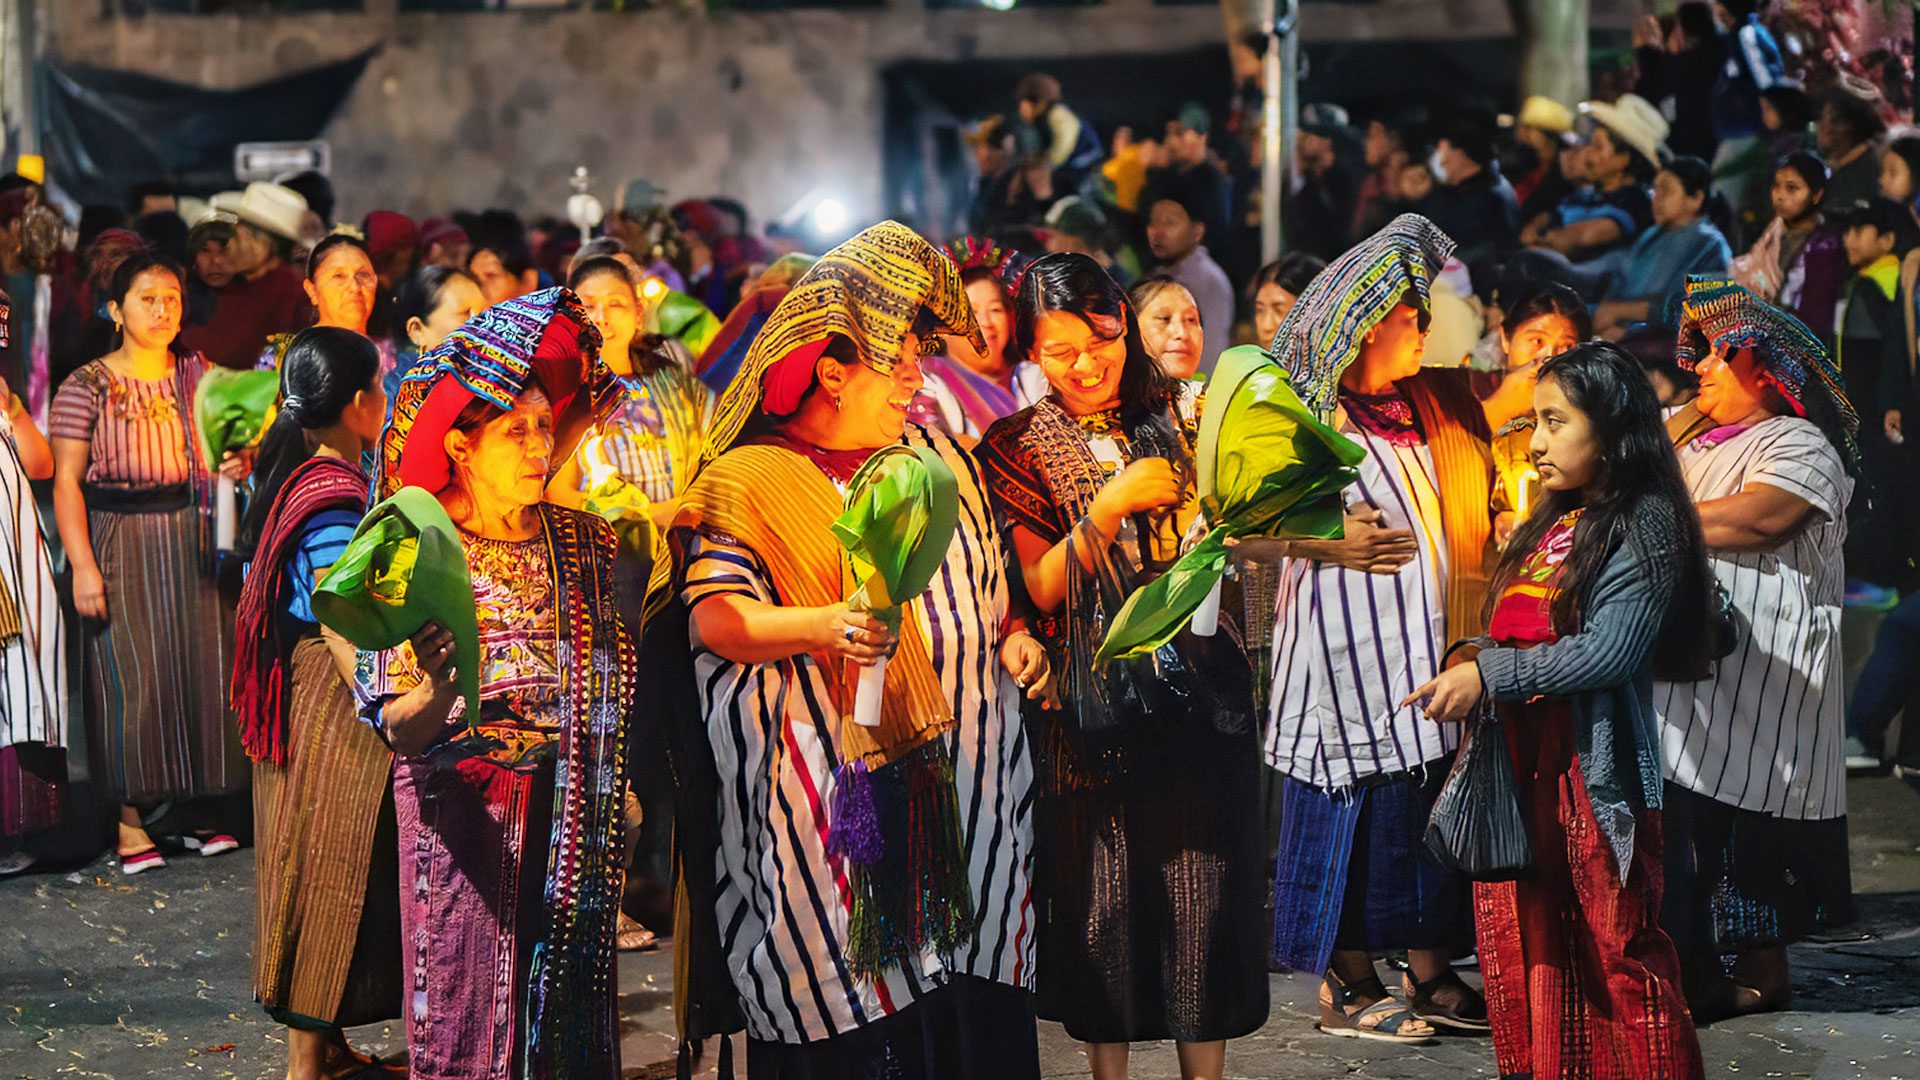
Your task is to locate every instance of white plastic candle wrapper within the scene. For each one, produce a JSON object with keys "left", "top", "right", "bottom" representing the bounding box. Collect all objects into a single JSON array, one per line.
[
  {"left": 216, "top": 475, "right": 237, "bottom": 552},
  {"left": 853, "top": 656, "right": 887, "bottom": 727},
  {"left": 1189, "top": 576, "right": 1223, "bottom": 637}
]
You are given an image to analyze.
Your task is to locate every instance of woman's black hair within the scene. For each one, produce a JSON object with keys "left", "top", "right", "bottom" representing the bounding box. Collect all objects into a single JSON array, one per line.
[
  {"left": 1251, "top": 252, "right": 1328, "bottom": 298},
  {"left": 1014, "top": 252, "right": 1182, "bottom": 424},
  {"left": 566, "top": 254, "right": 676, "bottom": 376},
  {"left": 390, "top": 264, "right": 479, "bottom": 348},
  {"left": 1822, "top": 84, "right": 1889, "bottom": 149},
  {"left": 467, "top": 210, "right": 536, "bottom": 277},
  {"left": 1659, "top": 155, "right": 1732, "bottom": 233},
  {"left": 236, "top": 326, "right": 381, "bottom": 557},
  {"left": 1616, "top": 324, "right": 1696, "bottom": 397},
  {"left": 108, "top": 248, "right": 185, "bottom": 308},
  {"left": 1760, "top": 85, "right": 1815, "bottom": 134},
  {"left": 1662, "top": 155, "right": 1711, "bottom": 199},
  {"left": 1885, "top": 134, "right": 1920, "bottom": 201},
  {"left": 1675, "top": 1, "right": 1716, "bottom": 46},
  {"left": 1501, "top": 280, "right": 1594, "bottom": 342},
  {"left": 1487, "top": 342, "right": 1715, "bottom": 670},
  {"left": 305, "top": 232, "right": 371, "bottom": 281},
  {"left": 1125, "top": 273, "right": 1195, "bottom": 318},
  {"left": 1776, "top": 149, "right": 1831, "bottom": 196}
]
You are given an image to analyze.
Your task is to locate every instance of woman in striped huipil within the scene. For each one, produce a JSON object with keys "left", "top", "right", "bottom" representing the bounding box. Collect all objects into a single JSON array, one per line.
[
  {"left": 49, "top": 250, "right": 250, "bottom": 875},
  {"left": 1654, "top": 278, "right": 1859, "bottom": 1020},
  {"left": 0, "top": 371, "right": 64, "bottom": 876},
  {"left": 669, "top": 222, "right": 1044, "bottom": 1077},
  {"left": 1264, "top": 215, "right": 1494, "bottom": 1042}
]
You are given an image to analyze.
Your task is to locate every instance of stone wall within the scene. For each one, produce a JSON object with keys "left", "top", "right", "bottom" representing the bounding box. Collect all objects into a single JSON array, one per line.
[{"left": 46, "top": 0, "right": 1637, "bottom": 225}]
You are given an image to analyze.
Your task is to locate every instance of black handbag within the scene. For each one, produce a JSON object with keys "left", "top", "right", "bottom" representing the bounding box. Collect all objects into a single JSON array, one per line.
[
  {"left": 1063, "top": 514, "right": 1256, "bottom": 740},
  {"left": 1423, "top": 705, "right": 1535, "bottom": 881}
]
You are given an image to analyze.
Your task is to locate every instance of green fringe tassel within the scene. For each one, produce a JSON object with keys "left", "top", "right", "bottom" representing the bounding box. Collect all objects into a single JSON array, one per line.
[{"left": 843, "top": 739, "right": 975, "bottom": 979}]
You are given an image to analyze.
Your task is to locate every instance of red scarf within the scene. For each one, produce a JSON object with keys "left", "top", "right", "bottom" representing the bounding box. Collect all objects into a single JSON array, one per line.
[{"left": 230, "top": 456, "right": 369, "bottom": 765}]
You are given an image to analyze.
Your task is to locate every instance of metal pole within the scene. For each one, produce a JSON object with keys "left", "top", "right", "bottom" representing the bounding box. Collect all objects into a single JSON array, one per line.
[{"left": 1260, "top": 0, "right": 1298, "bottom": 265}]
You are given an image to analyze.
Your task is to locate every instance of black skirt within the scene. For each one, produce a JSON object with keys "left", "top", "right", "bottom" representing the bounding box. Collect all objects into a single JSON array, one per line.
[
  {"left": 745, "top": 976, "right": 1039, "bottom": 1080},
  {"left": 1029, "top": 702, "right": 1272, "bottom": 1044},
  {"left": 1659, "top": 782, "right": 1856, "bottom": 952}
]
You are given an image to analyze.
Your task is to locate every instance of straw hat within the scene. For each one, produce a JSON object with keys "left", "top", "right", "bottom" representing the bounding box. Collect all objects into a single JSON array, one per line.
[
  {"left": 209, "top": 181, "right": 310, "bottom": 242},
  {"left": 1517, "top": 95, "right": 1574, "bottom": 135},
  {"left": 1580, "top": 94, "right": 1670, "bottom": 170}
]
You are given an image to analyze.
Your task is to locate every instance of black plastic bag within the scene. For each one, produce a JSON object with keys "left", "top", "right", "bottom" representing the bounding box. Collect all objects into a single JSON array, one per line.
[
  {"left": 1063, "top": 515, "right": 1256, "bottom": 742},
  {"left": 1424, "top": 707, "right": 1535, "bottom": 881}
]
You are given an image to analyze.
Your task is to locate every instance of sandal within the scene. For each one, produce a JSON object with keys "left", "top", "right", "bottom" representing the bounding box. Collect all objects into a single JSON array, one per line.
[
  {"left": 1684, "top": 972, "right": 1765, "bottom": 1024},
  {"left": 616, "top": 912, "right": 658, "bottom": 952},
  {"left": 1316, "top": 969, "right": 1437, "bottom": 1044},
  {"left": 1403, "top": 969, "right": 1491, "bottom": 1032}
]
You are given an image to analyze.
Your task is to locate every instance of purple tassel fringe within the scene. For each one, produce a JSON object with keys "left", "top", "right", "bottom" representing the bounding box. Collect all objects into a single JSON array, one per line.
[{"left": 827, "top": 759, "right": 885, "bottom": 866}]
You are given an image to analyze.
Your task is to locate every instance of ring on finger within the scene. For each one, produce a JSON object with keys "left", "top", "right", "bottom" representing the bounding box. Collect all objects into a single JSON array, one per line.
[{"left": 843, "top": 626, "right": 858, "bottom": 644}]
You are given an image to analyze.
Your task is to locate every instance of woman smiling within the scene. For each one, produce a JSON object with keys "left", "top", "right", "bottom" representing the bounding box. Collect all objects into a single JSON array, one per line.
[{"left": 976, "top": 253, "right": 1267, "bottom": 1080}]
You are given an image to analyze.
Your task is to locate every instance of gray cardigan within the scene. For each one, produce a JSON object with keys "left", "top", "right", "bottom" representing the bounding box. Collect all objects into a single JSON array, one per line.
[{"left": 1471, "top": 497, "right": 1686, "bottom": 879}]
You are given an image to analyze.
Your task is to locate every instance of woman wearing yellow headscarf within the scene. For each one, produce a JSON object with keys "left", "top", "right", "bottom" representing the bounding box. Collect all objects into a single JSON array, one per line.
[{"left": 664, "top": 222, "right": 1048, "bottom": 1078}]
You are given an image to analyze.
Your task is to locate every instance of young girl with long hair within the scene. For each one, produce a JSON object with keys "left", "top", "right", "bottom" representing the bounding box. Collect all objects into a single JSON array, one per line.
[{"left": 1408, "top": 341, "right": 1710, "bottom": 1079}]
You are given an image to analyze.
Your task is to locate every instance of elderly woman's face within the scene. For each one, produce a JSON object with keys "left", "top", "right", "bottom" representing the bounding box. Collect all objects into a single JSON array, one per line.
[
  {"left": 306, "top": 245, "right": 378, "bottom": 333},
  {"left": 448, "top": 386, "right": 555, "bottom": 512},
  {"left": 1136, "top": 285, "right": 1204, "bottom": 380}
]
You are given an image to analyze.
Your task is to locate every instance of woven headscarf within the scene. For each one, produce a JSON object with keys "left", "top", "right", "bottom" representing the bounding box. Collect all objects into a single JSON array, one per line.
[
  {"left": 1269, "top": 213, "right": 1456, "bottom": 419},
  {"left": 374, "top": 287, "right": 615, "bottom": 498},
  {"left": 1674, "top": 276, "right": 1860, "bottom": 469},
  {"left": 702, "top": 221, "right": 985, "bottom": 467}
]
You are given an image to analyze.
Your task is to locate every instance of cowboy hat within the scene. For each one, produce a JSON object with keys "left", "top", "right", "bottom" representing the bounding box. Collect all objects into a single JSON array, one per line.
[
  {"left": 1580, "top": 94, "right": 1670, "bottom": 170},
  {"left": 209, "top": 181, "right": 311, "bottom": 243}
]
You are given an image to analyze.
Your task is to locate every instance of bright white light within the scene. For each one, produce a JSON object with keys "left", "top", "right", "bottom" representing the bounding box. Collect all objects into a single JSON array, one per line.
[
  {"left": 982, "top": 0, "right": 1016, "bottom": 10},
  {"left": 811, "top": 199, "right": 849, "bottom": 236}
]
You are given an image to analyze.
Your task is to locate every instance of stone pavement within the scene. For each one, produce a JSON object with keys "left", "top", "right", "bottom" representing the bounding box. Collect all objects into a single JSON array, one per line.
[{"left": 4, "top": 774, "right": 1918, "bottom": 1080}]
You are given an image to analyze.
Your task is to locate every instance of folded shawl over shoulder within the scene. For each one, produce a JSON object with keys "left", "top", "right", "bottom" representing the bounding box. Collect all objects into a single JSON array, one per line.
[
  {"left": 1474, "top": 495, "right": 1689, "bottom": 878},
  {"left": 230, "top": 455, "right": 368, "bottom": 766}
]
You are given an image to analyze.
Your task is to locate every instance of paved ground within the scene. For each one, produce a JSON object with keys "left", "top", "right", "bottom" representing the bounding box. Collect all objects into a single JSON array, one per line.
[{"left": 4, "top": 770, "right": 1917, "bottom": 1079}]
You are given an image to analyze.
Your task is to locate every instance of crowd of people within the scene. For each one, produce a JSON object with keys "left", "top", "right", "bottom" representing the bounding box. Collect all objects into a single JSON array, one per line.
[{"left": 0, "top": 4, "right": 1914, "bottom": 1079}]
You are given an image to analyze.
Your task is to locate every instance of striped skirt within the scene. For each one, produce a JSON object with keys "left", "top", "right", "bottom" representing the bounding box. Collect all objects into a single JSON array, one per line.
[
  {"left": 253, "top": 637, "right": 402, "bottom": 1028},
  {"left": 394, "top": 747, "right": 560, "bottom": 1080},
  {"left": 1270, "top": 766, "right": 1472, "bottom": 975},
  {"left": 82, "top": 505, "right": 246, "bottom": 804}
]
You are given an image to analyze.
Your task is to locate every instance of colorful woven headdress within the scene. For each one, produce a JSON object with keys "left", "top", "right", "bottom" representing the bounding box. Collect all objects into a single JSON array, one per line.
[
  {"left": 1674, "top": 276, "right": 1860, "bottom": 467},
  {"left": 941, "top": 236, "right": 1037, "bottom": 298},
  {"left": 1269, "top": 213, "right": 1456, "bottom": 419},
  {"left": 375, "top": 287, "right": 614, "bottom": 498},
  {"left": 702, "top": 221, "right": 986, "bottom": 467}
]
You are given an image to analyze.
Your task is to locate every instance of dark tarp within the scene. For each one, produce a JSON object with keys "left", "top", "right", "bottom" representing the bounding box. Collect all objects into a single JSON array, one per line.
[{"left": 35, "top": 48, "right": 376, "bottom": 206}]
